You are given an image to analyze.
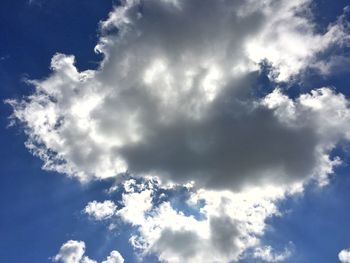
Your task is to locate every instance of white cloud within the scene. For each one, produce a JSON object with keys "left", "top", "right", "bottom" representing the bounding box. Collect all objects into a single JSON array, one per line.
[
  {"left": 53, "top": 240, "right": 124, "bottom": 263},
  {"left": 253, "top": 245, "right": 292, "bottom": 262},
  {"left": 52, "top": 240, "right": 96, "bottom": 263},
  {"left": 97, "top": 179, "right": 295, "bottom": 263},
  {"left": 81, "top": 257, "right": 97, "bottom": 263},
  {"left": 262, "top": 87, "right": 348, "bottom": 186},
  {"left": 246, "top": 1, "right": 350, "bottom": 81},
  {"left": 339, "top": 249, "right": 350, "bottom": 263},
  {"left": 101, "top": 250, "right": 124, "bottom": 263},
  {"left": 118, "top": 188, "right": 153, "bottom": 225},
  {"left": 84, "top": 200, "right": 117, "bottom": 220}
]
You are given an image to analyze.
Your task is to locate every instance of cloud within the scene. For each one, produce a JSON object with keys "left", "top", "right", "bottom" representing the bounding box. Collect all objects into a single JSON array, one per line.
[
  {"left": 253, "top": 245, "right": 292, "bottom": 262},
  {"left": 7, "top": 1, "right": 350, "bottom": 262},
  {"left": 7, "top": 0, "right": 350, "bottom": 191},
  {"left": 52, "top": 240, "right": 96, "bottom": 263},
  {"left": 53, "top": 240, "right": 124, "bottom": 263},
  {"left": 101, "top": 250, "right": 124, "bottom": 263},
  {"left": 84, "top": 200, "right": 117, "bottom": 220},
  {"left": 339, "top": 249, "right": 350, "bottom": 263},
  {"left": 93, "top": 179, "right": 292, "bottom": 263}
]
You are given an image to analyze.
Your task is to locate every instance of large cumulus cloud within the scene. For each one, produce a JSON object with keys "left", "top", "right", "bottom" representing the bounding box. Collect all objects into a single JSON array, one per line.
[
  {"left": 11, "top": 0, "right": 348, "bottom": 192},
  {"left": 8, "top": 0, "right": 350, "bottom": 262},
  {"left": 8, "top": 0, "right": 350, "bottom": 190}
]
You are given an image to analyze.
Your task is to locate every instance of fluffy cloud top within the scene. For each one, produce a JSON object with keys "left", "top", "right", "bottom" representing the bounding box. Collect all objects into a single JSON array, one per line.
[
  {"left": 84, "top": 200, "right": 117, "bottom": 220},
  {"left": 53, "top": 240, "right": 124, "bottom": 263},
  {"left": 101, "top": 251, "right": 124, "bottom": 263},
  {"left": 339, "top": 249, "right": 350, "bottom": 263},
  {"left": 52, "top": 240, "right": 96, "bottom": 263}
]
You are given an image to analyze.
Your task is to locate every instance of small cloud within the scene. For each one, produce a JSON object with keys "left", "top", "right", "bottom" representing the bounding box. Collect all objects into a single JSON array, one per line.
[
  {"left": 339, "top": 249, "right": 350, "bottom": 263},
  {"left": 53, "top": 240, "right": 124, "bottom": 263},
  {"left": 52, "top": 240, "right": 96, "bottom": 263},
  {"left": 101, "top": 250, "right": 124, "bottom": 263},
  {"left": 84, "top": 200, "right": 117, "bottom": 221},
  {"left": 253, "top": 244, "right": 293, "bottom": 262}
]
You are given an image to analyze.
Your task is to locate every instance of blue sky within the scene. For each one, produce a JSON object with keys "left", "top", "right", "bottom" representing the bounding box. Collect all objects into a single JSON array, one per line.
[{"left": 1, "top": 0, "right": 350, "bottom": 262}]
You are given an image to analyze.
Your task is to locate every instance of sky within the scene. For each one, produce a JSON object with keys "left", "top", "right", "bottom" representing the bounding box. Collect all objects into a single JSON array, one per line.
[{"left": 1, "top": 0, "right": 350, "bottom": 262}]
